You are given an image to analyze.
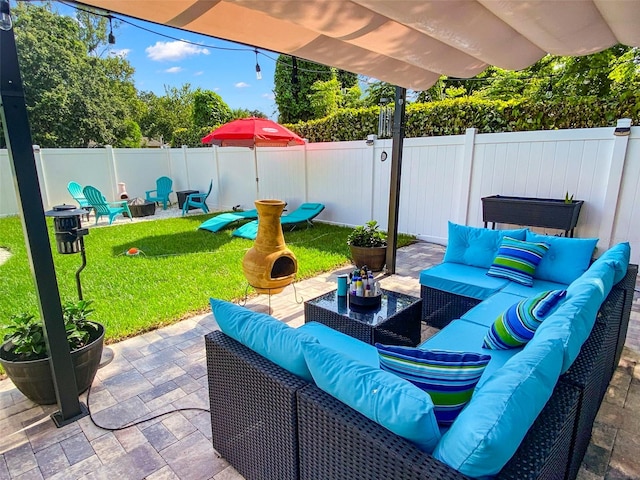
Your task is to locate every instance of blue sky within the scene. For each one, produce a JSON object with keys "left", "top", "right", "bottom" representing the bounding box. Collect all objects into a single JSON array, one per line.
[{"left": 60, "top": 3, "right": 279, "bottom": 118}]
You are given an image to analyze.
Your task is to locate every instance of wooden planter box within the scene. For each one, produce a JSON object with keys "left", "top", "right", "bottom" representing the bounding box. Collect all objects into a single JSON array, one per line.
[{"left": 482, "top": 195, "right": 584, "bottom": 237}]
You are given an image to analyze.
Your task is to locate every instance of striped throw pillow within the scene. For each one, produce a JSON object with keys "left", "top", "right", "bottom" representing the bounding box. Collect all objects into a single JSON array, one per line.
[
  {"left": 483, "top": 289, "right": 567, "bottom": 350},
  {"left": 487, "top": 237, "right": 550, "bottom": 286},
  {"left": 377, "top": 344, "right": 491, "bottom": 426}
]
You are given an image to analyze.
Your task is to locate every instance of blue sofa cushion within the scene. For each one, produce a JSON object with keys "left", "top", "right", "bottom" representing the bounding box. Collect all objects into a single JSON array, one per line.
[
  {"left": 483, "top": 290, "right": 567, "bottom": 350},
  {"left": 298, "top": 321, "right": 379, "bottom": 368},
  {"left": 500, "top": 277, "right": 569, "bottom": 296},
  {"left": 377, "top": 344, "right": 490, "bottom": 426},
  {"left": 432, "top": 335, "right": 564, "bottom": 478},
  {"left": 420, "top": 263, "right": 510, "bottom": 301},
  {"left": 461, "top": 292, "right": 526, "bottom": 328},
  {"left": 526, "top": 231, "right": 598, "bottom": 285},
  {"left": 487, "top": 237, "right": 549, "bottom": 286},
  {"left": 210, "top": 298, "right": 317, "bottom": 382},
  {"left": 419, "top": 319, "right": 520, "bottom": 390},
  {"left": 302, "top": 341, "right": 441, "bottom": 453},
  {"left": 444, "top": 222, "right": 528, "bottom": 269}
]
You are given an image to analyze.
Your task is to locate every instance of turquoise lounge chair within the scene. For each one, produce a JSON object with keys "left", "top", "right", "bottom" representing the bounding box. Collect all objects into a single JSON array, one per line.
[
  {"left": 145, "top": 176, "right": 173, "bottom": 210},
  {"left": 232, "top": 202, "right": 325, "bottom": 240},
  {"left": 83, "top": 185, "right": 132, "bottom": 225},
  {"left": 182, "top": 180, "right": 213, "bottom": 215},
  {"left": 67, "top": 181, "right": 92, "bottom": 220},
  {"left": 198, "top": 209, "right": 258, "bottom": 233}
]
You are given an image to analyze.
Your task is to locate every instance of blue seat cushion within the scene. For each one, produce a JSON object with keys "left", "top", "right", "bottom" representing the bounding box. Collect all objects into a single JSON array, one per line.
[
  {"left": 500, "top": 278, "right": 569, "bottom": 296},
  {"left": 302, "top": 341, "right": 441, "bottom": 453},
  {"left": 526, "top": 231, "right": 598, "bottom": 285},
  {"left": 444, "top": 222, "right": 528, "bottom": 269},
  {"left": 298, "top": 321, "right": 379, "bottom": 368},
  {"left": 210, "top": 298, "right": 317, "bottom": 381},
  {"left": 420, "top": 263, "right": 510, "bottom": 300},
  {"left": 433, "top": 335, "right": 564, "bottom": 478},
  {"left": 461, "top": 292, "right": 526, "bottom": 328},
  {"left": 419, "top": 319, "right": 520, "bottom": 390}
]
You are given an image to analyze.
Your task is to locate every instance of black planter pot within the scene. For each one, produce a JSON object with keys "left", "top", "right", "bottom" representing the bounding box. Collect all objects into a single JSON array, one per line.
[
  {"left": 0, "top": 322, "right": 105, "bottom": 405},
  {"left": 481, "top": 195, "right": 584, "bottom": 237},
  {"left": 349, "top": 245, "right": 387, "bottom": 272}
]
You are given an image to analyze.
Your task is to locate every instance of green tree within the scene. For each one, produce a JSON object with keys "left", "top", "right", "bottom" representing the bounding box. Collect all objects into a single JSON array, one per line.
[
  {"left": 137, "top": 85, "right": 195, "bottom": 146},
  {"left": 13, "top": 3, "right": 139, "bottom": 147},
  {"left": 309, "top": 70, "right": 363, "bottom": 118},
  {"left": 230, "top": 108, "right": 268, "bottom": 119},
  {"left": 362, "top": 81, "right": 397, "bottom": 107},
  {"left": 274, "top": 55, "right": 358, "bottom": 123},
  {"left": 192, "top": 89, "right": 232, "bottom": 129}
]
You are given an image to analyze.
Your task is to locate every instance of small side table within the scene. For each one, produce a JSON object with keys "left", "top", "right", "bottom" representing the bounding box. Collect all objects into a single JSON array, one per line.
[
  {"left": 304, "top": 289, "right": 422, "bottom": 346},
  {"left": 176, "top": 190, "right": 198, "bottom": 210}
]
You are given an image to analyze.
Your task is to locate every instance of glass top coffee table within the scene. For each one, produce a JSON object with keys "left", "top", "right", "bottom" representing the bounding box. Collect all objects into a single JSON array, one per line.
[{"left": 304, "top": 288, "right": 422, "bottom": 346}]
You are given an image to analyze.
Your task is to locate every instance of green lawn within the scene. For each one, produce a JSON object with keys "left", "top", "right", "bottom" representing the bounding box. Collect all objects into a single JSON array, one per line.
[{"left": 0, "top": 214, "right": 414, "bottom": 343}]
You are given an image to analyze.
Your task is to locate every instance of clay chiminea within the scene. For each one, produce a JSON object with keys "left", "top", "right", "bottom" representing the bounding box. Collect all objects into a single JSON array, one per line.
[{"left": 242, "top": 199, "right": 298, "bottom": 294}]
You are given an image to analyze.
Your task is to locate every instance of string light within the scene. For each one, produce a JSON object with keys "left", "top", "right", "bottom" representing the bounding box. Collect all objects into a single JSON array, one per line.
[
  {"left": 0, "top": 0, "right": 12, "bottom": 31},
  {"left": 107, "top": 15, "right": 115, "bottom": 44},
  {"left": 255, "top": 48, "right": 262, "bottom": 80}
]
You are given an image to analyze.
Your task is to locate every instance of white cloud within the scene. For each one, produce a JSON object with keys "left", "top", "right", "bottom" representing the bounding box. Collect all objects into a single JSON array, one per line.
[
  {"left": 109, "top": 49, "right": 131, "bottom": 59},
  {"left": 262, "top": 93, "right": 275, "bottom": 100},
  {"left": 235, "top": 82, "right": 250, "bottom": 88},
  {"left": 194, "top": 71, "right": 204, "bottom": 76},
  {"left": 146, "top": 41, "right": 210, "bottom": 61},
  {"left": 165, "top": 67, "right": 183, "bottom": 73}
]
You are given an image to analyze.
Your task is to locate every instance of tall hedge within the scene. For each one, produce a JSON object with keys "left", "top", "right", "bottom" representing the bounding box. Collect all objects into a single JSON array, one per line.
[{"left": 286, "top": 95, "right": 640, "bottom": 142}]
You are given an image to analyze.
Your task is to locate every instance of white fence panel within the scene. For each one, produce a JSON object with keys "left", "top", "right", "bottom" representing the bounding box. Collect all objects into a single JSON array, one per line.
[
  {"left": 112, "top": 148, "right": 171, "bottom": 201},
  {"left": 467, "top": 128, "right": 615, "bottom": 245},
  {"left": 612, "top": 136, "right": 640, "bottom": 262},
  {"left": 215, "top": 147, "right": 259, "bottom": 211},
  {"left": 180, "top": 148, "right": 218, "bottom": 209},
  {"left": 306, "top": 141, "right": 372, "bottom": 226},
  {"left": 0, "top": 150, "right": 18, "bottom": 215},
  {"left": 256, "top": 146, "right": 306, "bottom": 210}
]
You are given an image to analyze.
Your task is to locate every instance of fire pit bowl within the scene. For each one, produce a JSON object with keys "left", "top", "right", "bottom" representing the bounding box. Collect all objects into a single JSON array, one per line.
[{"left": 126, "top": 198, "right": 156, "bottom": 218}]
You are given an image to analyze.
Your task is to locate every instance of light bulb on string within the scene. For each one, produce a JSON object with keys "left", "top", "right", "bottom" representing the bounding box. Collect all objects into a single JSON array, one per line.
[
  {"left": 108, "top": 15, "right": 116, "bottom": 44},
  {"left": 0, "top": 0, "right": 13, "bottom": 31},
  {"left": 255, "top": 48, "right": 262, "bottom": 80}
]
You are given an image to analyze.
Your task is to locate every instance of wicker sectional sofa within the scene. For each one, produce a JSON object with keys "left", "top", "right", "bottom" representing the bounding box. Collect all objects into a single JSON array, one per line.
[{"left": 205, "top": 231, "right": 636, "bottom": 480}]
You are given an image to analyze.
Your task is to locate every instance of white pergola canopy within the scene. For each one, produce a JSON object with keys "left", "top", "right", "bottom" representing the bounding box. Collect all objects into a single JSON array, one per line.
[{"left": 75, "top": 0, "right": 640, "bottom": 90}]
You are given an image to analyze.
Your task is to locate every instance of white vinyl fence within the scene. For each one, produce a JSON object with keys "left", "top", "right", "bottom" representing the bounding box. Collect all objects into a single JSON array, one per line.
[{"left": 2, "top": 120, "right": 639, "bottom": 263}]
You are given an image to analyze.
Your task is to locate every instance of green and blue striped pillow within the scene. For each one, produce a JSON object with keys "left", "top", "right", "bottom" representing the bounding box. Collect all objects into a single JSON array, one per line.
[
  {"left": 483, "top": 289, "right": 567, "bottom": 350},
  {"left": 376, "top": 344, "right": 491, "bottom": 426},
  {"left": 487, "top": 237, "right": 550, "bottom": 286}
]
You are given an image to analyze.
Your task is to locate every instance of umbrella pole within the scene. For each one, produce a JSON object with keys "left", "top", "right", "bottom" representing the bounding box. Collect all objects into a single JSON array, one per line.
[{"left": 253, "top": 147, "right": 260, "bottom": 199}]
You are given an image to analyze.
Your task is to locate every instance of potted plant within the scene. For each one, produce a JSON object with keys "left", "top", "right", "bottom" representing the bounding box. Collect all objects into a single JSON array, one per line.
[
  {"left": 347, "top": 220, "right": 387, "bottom": 271},
  {"left": 0, "top": 299, "right": 104, "bottom": 405}
]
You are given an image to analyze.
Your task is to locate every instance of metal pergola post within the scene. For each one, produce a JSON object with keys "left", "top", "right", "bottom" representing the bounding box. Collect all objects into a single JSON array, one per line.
[
  {"left": 385, "top": 86, "right": 406, "bottom": 274},
  {"left": 0, "top": 4, "right": 86, "bottom": 426}
]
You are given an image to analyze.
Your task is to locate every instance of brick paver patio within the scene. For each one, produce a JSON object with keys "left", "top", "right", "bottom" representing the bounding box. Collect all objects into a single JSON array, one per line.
[{"left": 0, "top": 241, "right": 638, "bottom": 479}]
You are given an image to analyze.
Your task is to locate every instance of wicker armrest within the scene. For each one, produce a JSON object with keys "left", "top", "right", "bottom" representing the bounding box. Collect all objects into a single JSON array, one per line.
[
  {"left": 205, "top": 331, "right": 308, "bottom": 480},
  {"left": 297, "top": 384, "right": 469, "bottom": 480}
]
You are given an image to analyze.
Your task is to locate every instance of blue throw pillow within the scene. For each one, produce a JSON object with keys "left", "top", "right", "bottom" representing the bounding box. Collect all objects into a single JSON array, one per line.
[
  {"left": 376, "top": 344, "right": 491, "bottom": 426},
  {"left": 302, "top": 341, "right": 441, "bottom": 453},
  {"left": 210, "top": 298, "right": 317, "bottom": 381},
  {"left": 526, "top": 231, "right": 597, "bottom": 284},
  {"left": 483, "top": 290, "right": 567, "bottom": 350},
  {"left": 487, "top": 237, "right": 549, "bottom": 286},
  {"left": 444, "top": 222, "right": 528, "bottom": 269}
]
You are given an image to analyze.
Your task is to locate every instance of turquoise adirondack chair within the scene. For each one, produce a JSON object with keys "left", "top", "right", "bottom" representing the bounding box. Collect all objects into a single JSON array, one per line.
[
  {"left": 83, "top": 185, "right": 132, "bottom": 225},
  {"left": 67, "top": 181, "right": 92, "bottom": 220},
  {"left": 182, "top": 180, "right": 213, "bottom": 215},
  {"left": 145, "top": 176, "right": 173, "bottom": 210}
]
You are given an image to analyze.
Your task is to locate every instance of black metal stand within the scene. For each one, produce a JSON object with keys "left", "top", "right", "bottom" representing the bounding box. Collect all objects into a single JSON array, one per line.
[
  {"left": 0, "top": 3, "right": 84, "bottom": 426},
  {"left": 75, "top": 237, "right": 87, "bottom": 300},
  {"left": 238, "top": 282, "right": 304, "bottom": 314}
]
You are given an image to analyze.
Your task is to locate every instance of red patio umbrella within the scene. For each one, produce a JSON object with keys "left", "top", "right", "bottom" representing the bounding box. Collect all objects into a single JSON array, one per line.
[{"left": 202, "top": 117, "right": 305, "bottom": 198}]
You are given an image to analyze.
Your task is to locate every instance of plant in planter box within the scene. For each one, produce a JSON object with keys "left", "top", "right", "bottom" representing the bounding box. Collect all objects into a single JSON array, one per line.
[
  {"left": 0, "top": 299, "right": 104, "bottom": 405},
  {"left": 347, "top": 220, "right": 387, "bottom": 271}
]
